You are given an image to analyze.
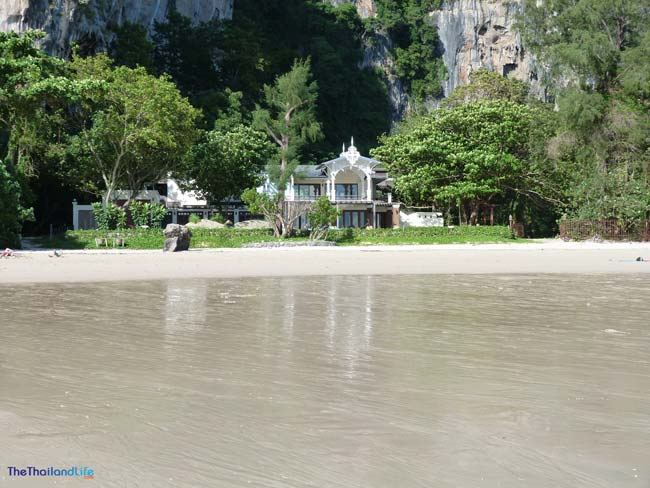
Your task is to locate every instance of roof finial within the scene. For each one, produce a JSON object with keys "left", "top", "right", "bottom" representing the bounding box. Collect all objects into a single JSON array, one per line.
[{"left": 350, "top": 136, "right": 355, "bottom": 148}]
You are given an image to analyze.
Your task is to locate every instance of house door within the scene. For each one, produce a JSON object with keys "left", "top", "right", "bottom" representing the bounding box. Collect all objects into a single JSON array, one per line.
[{"left": 339, "top": 210, "right": 367, "bottom": 229}]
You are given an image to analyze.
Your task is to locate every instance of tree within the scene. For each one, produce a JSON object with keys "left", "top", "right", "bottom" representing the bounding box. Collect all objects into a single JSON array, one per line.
[
  {"left": 68, "top": 54, "right": 201, "bottom": 205},
  {"left": 372, "top": 100, "right": 542, "bottom": 225},
  {"left": 371, "top": 0, "right": 446, "bottom": 101},
  {"left": 443, "top": 68, "right": 529, "bottom": 108},
  {"left": 0, "top": 161, "right": 23, "bottom": 247},
  {"left": 0, "top": 30, "right": 95, "bottom": 238},
  {"left": 109, "top": 22, "right": 155, "bottom": 71},
  {"left": 184, "top": 125, "right": 275, "bottom": 205},
  {"left": 252, "top": 59, "right": 322, "bottom": 236},
  {"left": 307, "top": 196, "right": 340, "bottom": 240},
  {"left": 519, "top": 0, "right": 650, "bottom": 222},
  {"left": 241, "top": 189, "right": 312, "bottom": 238}
]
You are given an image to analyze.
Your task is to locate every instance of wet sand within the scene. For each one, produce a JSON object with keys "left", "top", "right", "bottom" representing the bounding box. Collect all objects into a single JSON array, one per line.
[
  {"left": 1, "top": 275, "right": 649, "bottom": 487},
  {"left": 1, "top": 241, "right": 650, "bottom": 283}
]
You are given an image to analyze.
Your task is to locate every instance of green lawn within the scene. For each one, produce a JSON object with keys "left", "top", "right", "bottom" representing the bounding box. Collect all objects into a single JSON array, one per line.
[{"left": 30, "top": 226, "right": 517, "bottom": 250}]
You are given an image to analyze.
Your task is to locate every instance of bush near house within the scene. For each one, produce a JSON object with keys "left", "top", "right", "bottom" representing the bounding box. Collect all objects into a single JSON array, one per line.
[
  {"left": 327, "top": 226, "right": 515, "bottom": 245},
  {"left": 36, "top": 226, "right": 515, "bottom": 250}
]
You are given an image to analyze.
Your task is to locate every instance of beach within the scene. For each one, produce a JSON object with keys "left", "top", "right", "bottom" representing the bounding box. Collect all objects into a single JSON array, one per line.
[{"left": 2, "top": 240, "right": 650, "bottom": 284}]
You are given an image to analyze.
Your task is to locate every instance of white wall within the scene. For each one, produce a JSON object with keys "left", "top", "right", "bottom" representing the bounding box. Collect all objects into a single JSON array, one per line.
[{"left": 400, "top": 211, "right": 444, "bottom": 228}]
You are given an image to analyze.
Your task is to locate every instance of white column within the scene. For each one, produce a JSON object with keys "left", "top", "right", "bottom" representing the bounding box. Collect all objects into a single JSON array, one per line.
[
  {"left": 366, "top": 172, "right": 372, "bottom": 202},
  {"left": 72, "top": 200, "right": 79, "bottom": 230},
  {"left": 330, "top": 173, "right": 336, "bottom": 201}
]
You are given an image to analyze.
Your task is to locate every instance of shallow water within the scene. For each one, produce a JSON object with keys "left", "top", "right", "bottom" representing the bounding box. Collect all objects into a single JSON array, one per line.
[{"left": 1, "top": 275, "right": 649, "bottom": 487}]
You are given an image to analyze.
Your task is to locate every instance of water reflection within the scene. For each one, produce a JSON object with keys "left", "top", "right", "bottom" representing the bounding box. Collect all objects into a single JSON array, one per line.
[{"left": 1, "top": 275, "right": 649, "bottom": 488}]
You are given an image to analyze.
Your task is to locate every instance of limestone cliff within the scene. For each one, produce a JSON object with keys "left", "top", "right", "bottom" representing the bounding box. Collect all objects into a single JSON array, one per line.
[
  {"left": 0, "top": 0, "right": 233, "bottom": 56},
  {"left": 326, "top": 0, "right": 544, "bottom": 115},
  {"left": 432, "top": 0, "right": 544, "bottom": 98}
]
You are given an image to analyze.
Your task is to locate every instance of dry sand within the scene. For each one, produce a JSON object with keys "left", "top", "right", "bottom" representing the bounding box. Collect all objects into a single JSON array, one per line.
[{"left": 1, "top": 240, "right": 650, "bottom": 284}]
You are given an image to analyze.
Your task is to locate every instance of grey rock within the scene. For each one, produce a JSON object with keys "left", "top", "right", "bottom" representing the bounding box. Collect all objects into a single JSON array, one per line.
[
  {"left": 186, "top": 219, "right": 225, "bottom": 230},
  {"left": 234, "top": 220, "right": 271, "bottom": 229},
  {"left": 431, "top": 0, "right": 546, "bottom": 100},
  {"left": 163, "top": 224, "right": 191, "bottom": 252},
  {"left": 0, "top": 0, "right": 233, "bottom": 56}
]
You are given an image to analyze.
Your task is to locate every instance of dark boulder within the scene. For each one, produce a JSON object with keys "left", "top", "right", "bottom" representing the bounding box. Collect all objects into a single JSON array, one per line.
[{"left": 163, "top": 224, "right": 191, "bottom": 252}]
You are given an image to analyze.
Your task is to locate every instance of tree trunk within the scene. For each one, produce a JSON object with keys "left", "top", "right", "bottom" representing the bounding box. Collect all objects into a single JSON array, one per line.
[{"left": 469, "top": 202, "right": 479, "bottom": 226}]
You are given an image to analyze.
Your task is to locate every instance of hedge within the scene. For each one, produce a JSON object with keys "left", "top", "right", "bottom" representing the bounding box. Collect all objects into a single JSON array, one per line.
[
  {"left": 326, "top": 226, "right": 515, "bottom": 244},
  {"left": 37, "top": 225, "right": 515, "bottom": 250}
]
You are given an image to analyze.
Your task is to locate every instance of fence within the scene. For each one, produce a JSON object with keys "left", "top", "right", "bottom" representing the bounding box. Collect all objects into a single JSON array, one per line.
[
  {"left": 559, "top": 219, "right": 650, "bottom": 241},
  {"left": 72, "top": 200, "right": 258, "bottom": 230}
]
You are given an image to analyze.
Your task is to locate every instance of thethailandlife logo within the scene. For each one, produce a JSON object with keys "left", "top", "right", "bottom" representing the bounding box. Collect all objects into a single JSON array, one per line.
[{"left": 8, "top": 466, "right": 95, "bottom": 479}]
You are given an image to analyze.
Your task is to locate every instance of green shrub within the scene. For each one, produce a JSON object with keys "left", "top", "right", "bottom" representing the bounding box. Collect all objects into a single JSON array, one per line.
[
  {"left": 41, "top": 225, "right": 515, "bottom": 250},
  {"left": 130, "top": 201, "right": 150, "bottom": 227},
  {"left": 150, "top": 204, "right": 167, "bottom": 228},
  {"left": 92, "top": 202, "right": 127, "bottom": 230},
  {"left": 326, "top": 226, "right": 515, "bottom": 244},
  {"left": 188, "top": 214, "right": 201, "bottom": 224},
  {"left": 210, "top": 213, "right": 226, "bottom": 224}
]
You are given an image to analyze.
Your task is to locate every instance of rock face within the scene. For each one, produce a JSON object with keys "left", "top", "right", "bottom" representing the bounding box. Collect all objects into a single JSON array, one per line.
[
  {"left": 163, "top": 224, "right": 192, "bottom": 252},
  {"left": 0, "top": 0, "right": 233, "bottom": 56},
  {"left": 432, "top": 0, "right": 544, "bottom": 98},
  {"left": 324, "top": 0, "right": 545, "bottom": 114}
]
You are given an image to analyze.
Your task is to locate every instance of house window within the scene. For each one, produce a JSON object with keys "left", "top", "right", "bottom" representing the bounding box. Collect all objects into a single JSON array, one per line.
[
  {"left": 335, "top": 184, "right": 358, "bottom": 199},
  {"left": 293, "top": 184, "right": 321, "bottom": 200},
  {"left": 338, "top": 210, "right": 367, "bottom": 229}
]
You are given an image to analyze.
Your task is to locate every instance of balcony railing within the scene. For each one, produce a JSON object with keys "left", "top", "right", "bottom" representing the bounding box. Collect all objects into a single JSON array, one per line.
[{"left": 288, "top": 194, "right": 392, "bottom": 204}]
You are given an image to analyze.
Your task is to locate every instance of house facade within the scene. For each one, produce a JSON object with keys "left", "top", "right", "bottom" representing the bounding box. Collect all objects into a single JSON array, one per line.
[
  {"left": 286, "top": 140, "right": 399, "bottom": 229},
  {"left": 72, "top": 139, "right": 444, "bottom": 230}
]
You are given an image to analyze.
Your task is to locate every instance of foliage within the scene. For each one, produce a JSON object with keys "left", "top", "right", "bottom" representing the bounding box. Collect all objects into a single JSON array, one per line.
[
  {"left": 0, "top": 160, "right": 23, "bottom": 247},
  {"left": 0, "top": 30, "right": 96, "bottom": 237},
  {"left": 129, "top": 201, "right": 167, "bottom": 228},
  {"left": 67, "top": 54, "right": 201, "bottom": 204},
  {"left": 519, "top": 0, "right": 650, "bottom": 222},
  {"left": 39, "top": 225, "right": 515, "bottom": 250},
  {"left": 188, "top": 214, "right": 201, "bottom": 224},
  {"left": 327, "top": 225, "right": 515, "bottom": 245},
  {"left": 443, "top": 69, "right": 529, "bottom": 107},
  {"left": 130, "top": 201, "right": 150, "bottom": 227},
  {"left": 210, "top": 213, "right": 226, "bottom": 224},
  {"left": 184, "top": 125, "right": 274, "bottom": 204},
  {"left": 212, "top": 0, "right": 391, "bottom": 157},
  {"left": 252, "top": 59, "right": 322, "bottom": 237},
  {"left": 44, "top": 228, "right": 304, "bottom": 250},
  {"left": 150, "top": 204, "right": 167, "bottom": 228},
  {"left": 307, "top": 196, "right": 340, "bottom": 240},
  {"left": 92, "top": 202, "right": 126, "bottom": 230},
  {"left": 241, "top": 189, "right": 281, "bottom": 236},
  {"left": 372, "top": 100, "right": 543, "bottom": 225},
  {"left": 153, "top": 10, "right": 222, "bottom": 97},
  {"left": 109, "top": 22, "right": 155, "bottom": 71},
  {"left": 370, "top": 0, "right": 445, "bottom": 101},
  {"left": 253, "top": 59, "right": 322, "bottom": 191}
]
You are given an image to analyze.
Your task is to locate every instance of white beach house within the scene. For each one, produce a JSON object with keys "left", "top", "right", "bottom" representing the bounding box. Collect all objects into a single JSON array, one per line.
[{"left": 72, "top": 139, "right": 443, "bottom": 229}]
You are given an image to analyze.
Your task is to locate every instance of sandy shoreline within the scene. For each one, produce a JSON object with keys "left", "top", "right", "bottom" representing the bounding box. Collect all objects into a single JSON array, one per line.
[{"left": 1, "top": 240, "right": 650, "bottom": 284}]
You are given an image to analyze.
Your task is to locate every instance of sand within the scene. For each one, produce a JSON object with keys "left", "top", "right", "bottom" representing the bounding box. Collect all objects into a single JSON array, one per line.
[{"left": 1, "top": 240, "right": 650, "bottom": 284}]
